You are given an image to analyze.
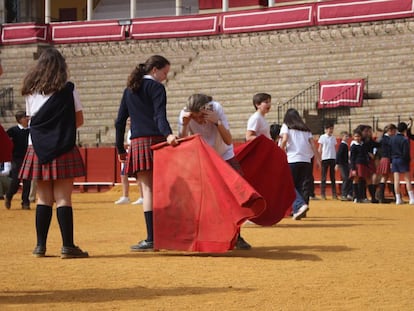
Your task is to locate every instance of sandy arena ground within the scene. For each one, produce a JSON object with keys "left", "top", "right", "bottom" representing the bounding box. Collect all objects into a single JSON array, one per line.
[{"left": 0, "top": 185, "right": 413, "bottom": 310}]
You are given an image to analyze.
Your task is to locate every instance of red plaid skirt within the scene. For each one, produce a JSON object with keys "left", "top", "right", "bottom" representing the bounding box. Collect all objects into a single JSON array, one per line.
[
  {"left": 126, "top": 136, "right": 165, "bottom": 175},
  {"left": 376, "top": 157, "right": 391, "bottom": 175},
  {"left": 350, "top": 164, "right": 371, "bottom": 179},
  {"left": 367, "top": 158, "right": 376, "bottom": 175},
  {"left": 19, "top": 145, "right": 85, "bottom": 180}
]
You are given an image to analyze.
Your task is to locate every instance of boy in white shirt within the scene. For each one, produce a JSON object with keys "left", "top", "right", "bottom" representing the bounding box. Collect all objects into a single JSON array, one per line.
[
  {"left": 245, "top": 93, "right": 272, "bottom": 141},
  {"left": 318, "top": 123, "right": 337, "bottom": 200}
]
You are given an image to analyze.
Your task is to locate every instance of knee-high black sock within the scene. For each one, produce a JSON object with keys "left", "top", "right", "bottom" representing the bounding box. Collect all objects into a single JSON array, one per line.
[
  {"left": 57, "top": 206, "right": 74, "bottom": 247},
  {"left": 352, "top": 183, "right": 359, "bottom": 200},
  {"left": 368, "top": 184, "right": 378, "bottom": 203},
  {"left": 358, "top": 181, "right": 365, "bottom": 201},
  {"left": 144, "top": 211, "right": 154, "bottom": 242},
  {"left": 378, "top": 183, "right": 385, "bottom": 201},
  {"left": 361, "top": 179, "right": 367, "bottom": 199},
  {"left": 35, "top": 204, "right": 53, "bottom": 247}
]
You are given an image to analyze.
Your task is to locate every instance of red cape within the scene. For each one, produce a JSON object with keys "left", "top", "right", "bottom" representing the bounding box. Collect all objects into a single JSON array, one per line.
[
  {"left": 0, "top": 124, "right": 13, "bottom": 162},
  {"left": 152, "top": 135, "right": 266, "bottom": 253},
  {"left": 234, "top": 135, "right": 295, "bottom": 226}
]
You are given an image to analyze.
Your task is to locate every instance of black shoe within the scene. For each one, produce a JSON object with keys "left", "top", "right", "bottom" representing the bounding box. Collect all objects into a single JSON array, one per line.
[
  {"left": 235, "top": 236, "right": 251, "bottom": 250},
  {"left": 5, "top": 198, "right": 11, "bottom": 209},
  {"left": 32, "top": 245, "right": 46, "bottom": 257},
  {"left": 379, "top": 198, "right": 392, "bottom": 204},
  {"left": 61, "top": 246, "right": 89, "bottom": 259},
  {"left": 130, "top": 240, "right": 154, "bottom": 252}
]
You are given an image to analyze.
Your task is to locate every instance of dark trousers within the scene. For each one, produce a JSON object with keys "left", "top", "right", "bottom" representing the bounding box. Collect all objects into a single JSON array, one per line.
[
  {"left": 321, "top": 159, "right": 336, "bottom": 197},
  {"left": 6, "top": 158, "right": 31, "bottom": 205},
  {"left": 289, "top": 162, "right": 313, "bottom": 204},
  {"left": 338, "top": 164, "right": 353, "bottom": 197}
]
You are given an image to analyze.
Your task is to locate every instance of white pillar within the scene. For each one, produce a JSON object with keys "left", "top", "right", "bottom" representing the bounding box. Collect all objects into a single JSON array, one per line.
[
  {"left": 268, "top": 0, "right": 275, "bottom": 7},
  {"left": 222, "top": 0, "right": 229, "bottom": 12},
  {"left": 130, "top": 0, "right": 136, "bottom": 19},
  {"left": 45, "top": 0, "right": 51, "bottom": 23},
  {"left": 176, "top": 0, "right": 183, "bottom": 16},
  {"left": 87, "top": 0, "right": 93, "bottom": 21}
]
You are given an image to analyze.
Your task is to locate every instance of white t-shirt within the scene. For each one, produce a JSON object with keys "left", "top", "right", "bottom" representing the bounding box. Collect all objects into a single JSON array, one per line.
[
  {"left": 25, "top": 88, "right": 83, "bottom": 145},
  {"left": 246, "top": 111, "right": 271, "bottom": 139},
  {"left": 178, "top": 101, "right": 234, "bottom": 161},
  {"left": 280, "top": 123, "right": 314, "bottom": 163},
  {"left": 318, "top": 133, "right": 337, "bottom": 160}
]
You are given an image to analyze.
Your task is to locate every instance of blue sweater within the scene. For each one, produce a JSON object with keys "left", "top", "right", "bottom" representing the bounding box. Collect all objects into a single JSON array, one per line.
[
  {"left": 115, "top": 78, "right": 172, "bottom": 154},
  {"left": 390, "top": 133, "right": 410, "bottom": 163}
]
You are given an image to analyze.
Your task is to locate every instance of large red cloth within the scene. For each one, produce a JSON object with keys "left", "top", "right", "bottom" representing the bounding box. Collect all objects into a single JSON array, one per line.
[
  {"left": 0, "top": 124, "right": 13, "bottom": 162},
  {"left": 234, "top": 135, "right": 295, "bottom": 226},
  {"left": 152, "top": 135, "right": 266, "bottom": 253}
]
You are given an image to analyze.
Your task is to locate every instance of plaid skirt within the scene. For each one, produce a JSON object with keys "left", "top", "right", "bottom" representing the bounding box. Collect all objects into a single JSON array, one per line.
[
  {"left": 19, "top": 145, "right": 85, "bottom": 181},
  {"left": 125, "top": 136, "right": 165, "bottom": 175},
  {"left": 367, "top": 158, "right": 376, "bottom": 175},
  {"left": 350, "top": 164, "right": 371, "bottom": 179},
  {"left": 376, "top": 157, "right": 391, "bottom": 175}
]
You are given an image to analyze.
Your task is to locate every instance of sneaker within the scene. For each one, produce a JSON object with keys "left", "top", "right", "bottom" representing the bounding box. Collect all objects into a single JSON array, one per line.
[
  {"left": 115, "top": 196, "right": 130, "bottom": 204},
  {"left": 360, "top": 198, "right": 371, "bottom": 203},
  {"left": 132, "top": 197, "right": 144, "bottom": 205},
  {"left": 130, "top": 240, "right": 153, "bottom": 252},
  {"left": 61, "top": 246, "right": 89, "bottom": 259},
  {"left": 32, "top": 245, "right": 46, "bottom": 258},
  {"left": 340, "top": 196, "right": 348, "bottom": 201},
  {"left": 353, "top": 198, "right": 359, "bottom": 203},
  {"left": 347, "top": 195, "right": 353, "bottom": 201},
  {"left": 409, "top": 200, "right": 414, "bottom": 205},
  {"left": 396, "top": 200, "right": 404, "bottom": 205},
  {"left": 292, "top": 204, "right": 309, "bottom": 220},
  {"left": 5, "top": 197, "right": 11, "bottom": 209},
  {"left": 235, "top": 235, "right": 251, "bottom": 250},
  {"left": 22, "top": 204, "right": 30, "bottom": 210}
]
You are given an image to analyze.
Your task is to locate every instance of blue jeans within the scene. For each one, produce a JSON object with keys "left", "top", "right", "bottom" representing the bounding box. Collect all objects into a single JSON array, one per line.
[
  {"left": 289, "top": 162, "right": 313, "bottom": 205},
  {"left": 293, "top": 188, "right": 306, "bottom": 214}
]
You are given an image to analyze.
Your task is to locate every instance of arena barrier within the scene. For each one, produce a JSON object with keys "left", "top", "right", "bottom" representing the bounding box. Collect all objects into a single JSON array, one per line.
[{"left": 1, "top": 0, "right": 413, "bottom": 45}]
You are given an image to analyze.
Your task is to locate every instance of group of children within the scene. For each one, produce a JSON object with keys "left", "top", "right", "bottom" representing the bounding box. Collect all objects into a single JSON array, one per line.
[
  {"left": 312, "top": 122, "right": 414, "bottom": 205},
  {"left": 9, "top": 48, "right": 412, "bottom": 259},
  {"left": 245, "top": 92, "right": 414, "bottom": 207}
]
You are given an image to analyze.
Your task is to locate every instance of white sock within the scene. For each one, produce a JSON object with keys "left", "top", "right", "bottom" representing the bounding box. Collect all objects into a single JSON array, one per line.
[
  {"left": 408, "top": 191, "right": 414, "bottom": 203},
  {"left": 396, "top": 194, "right": 402, "bottom": 204}
]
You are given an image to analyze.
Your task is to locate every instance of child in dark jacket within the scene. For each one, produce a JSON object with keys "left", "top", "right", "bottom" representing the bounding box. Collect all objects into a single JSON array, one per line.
[
  {"left": 390, "top": 122, "right": 414, "bottom": 205},
  {"left": 336, "top": 131, "right": 353, "bottom": 201},
  {"left": 350, "top": 129, "right": 370, "bottom": 203}
]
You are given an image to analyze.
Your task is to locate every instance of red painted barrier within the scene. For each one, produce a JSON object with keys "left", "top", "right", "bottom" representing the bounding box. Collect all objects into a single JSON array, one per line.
[{"left": 1, "top": 0, "right": 413, "bottom": 45}]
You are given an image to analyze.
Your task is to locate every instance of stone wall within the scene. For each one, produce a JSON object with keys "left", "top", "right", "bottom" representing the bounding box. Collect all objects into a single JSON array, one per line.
[{"left": 1, "top": 17, "right": 413, "bottom": 144}]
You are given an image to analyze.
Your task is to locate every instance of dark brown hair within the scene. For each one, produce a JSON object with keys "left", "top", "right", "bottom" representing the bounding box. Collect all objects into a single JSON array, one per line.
[
  {"left": 127, "top": 55, "right": 170, "bottom": 92},
  {"left": 252, "top": 93, "right": 271, "bottom": 110}
]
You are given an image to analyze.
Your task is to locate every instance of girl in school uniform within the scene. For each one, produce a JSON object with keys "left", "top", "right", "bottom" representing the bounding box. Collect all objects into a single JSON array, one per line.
[
  {"left": 115, "top": 55, "right": 178, "bottom": 252},
  {"left": 20, "top": 47, "right": 88, "bottom": 259}
]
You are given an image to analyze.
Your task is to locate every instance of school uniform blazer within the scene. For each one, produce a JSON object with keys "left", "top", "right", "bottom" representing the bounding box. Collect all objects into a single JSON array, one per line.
[
  {"left": 336, "top": 141, "right": 349, "bottom": 166},
  {"left": 30, "top": 82, "right": 76, "bottom": 164},
  {"left": 390, "top": 133, "right": 410, "bottom": 163}
]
